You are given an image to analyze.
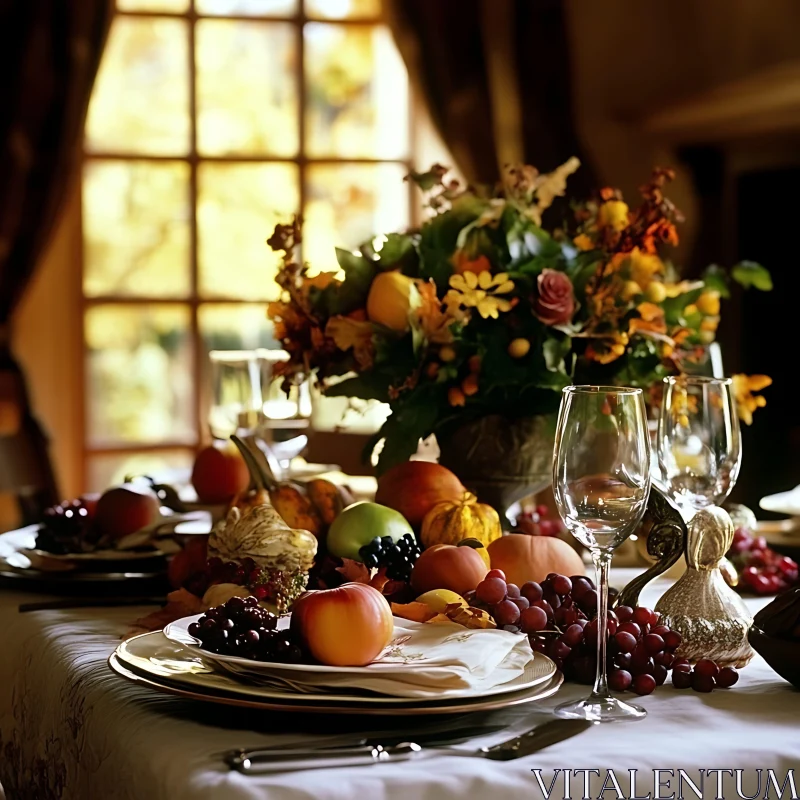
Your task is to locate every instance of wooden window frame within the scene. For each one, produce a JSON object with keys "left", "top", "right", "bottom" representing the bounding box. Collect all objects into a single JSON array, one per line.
[{"left": 80, "top": 0, "right": 417, "bottom": 487}]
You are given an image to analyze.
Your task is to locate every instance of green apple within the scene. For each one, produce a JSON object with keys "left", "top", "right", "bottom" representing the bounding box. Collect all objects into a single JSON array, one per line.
[{"left": 326, "top": 501, "right": 413, "bottom": 561}]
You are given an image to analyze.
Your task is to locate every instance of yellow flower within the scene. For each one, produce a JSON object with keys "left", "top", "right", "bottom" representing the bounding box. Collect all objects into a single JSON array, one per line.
[
  {"left": 597, "top": 200, "right": 630, "bottom": 232},
  {"left": 446, "top": 271, "right": 515, "bottom": 320},
  {"left": 585, "top": 332, "right": 629, "bottom": 364},
  {"left": 573, "top": 233, "right": 595, "bottom": 251},
  {"left": 628, "top": 247, "right": 664, "bottom": 289},
  {"left": 697, "top": 291, "right": 721, "bottom": 316},
  {"left": 732, "top": 374, "right": 772, "bottom": 426}
]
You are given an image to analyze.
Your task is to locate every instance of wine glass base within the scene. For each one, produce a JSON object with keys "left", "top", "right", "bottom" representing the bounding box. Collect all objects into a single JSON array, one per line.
[{"left": 555, "top": 695, "right": 646, "bottom": 723}]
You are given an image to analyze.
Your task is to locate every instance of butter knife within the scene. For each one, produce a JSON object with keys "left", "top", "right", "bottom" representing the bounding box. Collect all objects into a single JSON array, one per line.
[{"left": 227, "top": 718, "right": 593, "bottom": 774}]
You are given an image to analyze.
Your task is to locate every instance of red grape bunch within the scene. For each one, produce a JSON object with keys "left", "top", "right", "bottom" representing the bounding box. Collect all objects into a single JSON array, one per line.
[
  {"left": 467, "top": 570, "right": 740, "bottom": 697},
  {"left": 671, "top": 658, "right": 739, "bottom": 692},
  {"left": 188, "top": 596, "right": 305, "bottom": 664},
  {"left": 728, "top": 528, "right": 798, "bottom": 595},
  {"left": 515, "top": 504, "right": 567, "bottom": 537}
]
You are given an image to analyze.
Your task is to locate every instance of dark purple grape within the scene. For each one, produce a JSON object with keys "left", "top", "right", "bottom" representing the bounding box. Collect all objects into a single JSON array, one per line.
[
  {"left": 548, "top": 639, "right": 571, "bottom": 661},
  {"left": 672, "top": 669, "right": 692, "bottom": 689},
  {"left": 615, "top": 605, "right": 634, "bottom": 622},
  {"left": 188, "top": 622, "right": 201, "bottom": 638},
  {"left": 609, "top": 669, "right": 632, "bottom": 692},
  {"left": 615, "top": 631, "right": 637, "bottom": 653},
  {"left": 562, "top": 623, "right": 585, "bottom": 648},
  {"left": 505, "top": 583, "right": 521, "bottom": 599},
  {"left": 226, "top": 596, "right": 246, "bottom": 612},
  {"left": 521, "top": 581, "right": 543, "bottom": 603},
  {"left": 644, "top": 633, "right": 665, "bottom": 654},
  {"left": 511, "top": 596, "right": 530, "bottom": 612},
  {"left": 494, "top": 599, "right": 521, "bottom": 627},
  {"left": 716, "top": 667, "right": 739, "bottom": 688},
  {"left": 653, "top": 664, "right": 668, "bottom": 685},
  {"left": 550, "top": 574, "right": 572, "bottom": 596},
  {"left": 614, "top": 652, "right": 632, "bottom": 670}
]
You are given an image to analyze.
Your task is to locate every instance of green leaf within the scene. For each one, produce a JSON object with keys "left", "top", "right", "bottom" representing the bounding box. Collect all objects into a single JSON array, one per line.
[
  {"left": 378, "top": 233, "right": 419, "bottom": 273},
  {"left": 543, "top": 334, "right": 571, "bottom": 372},
  {"left": 311, "top": 249, "right": 377, "bottom": 316},
  {"left": 702, "top": 264, "right": 730, "bottom": 298},
  {"left": 661, "top": 287, "right": 703, "bottom": 326},
  {"left": 407, "top": 282, "right": 426, "bottom": 356},
  {"left": 732, "top": 261, "right": 773, "bottom": 291},
  {"left": 375, "top": 393, "right": 442, "bottom": 475}
]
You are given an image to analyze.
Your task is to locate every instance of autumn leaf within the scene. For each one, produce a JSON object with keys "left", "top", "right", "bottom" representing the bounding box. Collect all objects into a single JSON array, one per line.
[
  {"left": 391, "top": 601, "right": 438, "bottom": 623},
  {"left": 325, "top": 316, "right": 376, "bottom": 369},
  {"left": 335, "top": 558, "right": 371, "bottom": 584}
]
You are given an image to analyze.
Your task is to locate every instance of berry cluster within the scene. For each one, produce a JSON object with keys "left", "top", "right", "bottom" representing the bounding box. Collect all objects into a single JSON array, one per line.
[
  {"left": 358, "top": 534, "right": 421, "bottom": 581},
  {"left": 188, "top": 596, "right": 304, "bottom": 663},
  {"left": 728, "top": 529, "right": 798, "bottom": 595},
  {"left": 36, "top": 499, "right": 94, "bottom": 554},
  {"left": 515, "top": 504, "right": 567, "bottom": 537},
  {"left": 672, "top": 658, "right": 739, "bottom": 692}
]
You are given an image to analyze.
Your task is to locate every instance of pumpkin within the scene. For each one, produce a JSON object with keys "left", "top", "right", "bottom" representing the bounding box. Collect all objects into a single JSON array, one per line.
[
  {"left": 487, "top": 533, "right": 585, "bottom": 586},
  {"left": 420, "top": 492, "right": 502, "bottom": 548}
]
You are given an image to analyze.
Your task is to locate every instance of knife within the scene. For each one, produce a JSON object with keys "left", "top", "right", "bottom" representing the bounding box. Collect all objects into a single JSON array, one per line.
[
  {"left": 227, "top": 718, "right": 593, "bottom": 774},
  {"left": 222, "top": 721, "right": 510, "bottom": 763}
]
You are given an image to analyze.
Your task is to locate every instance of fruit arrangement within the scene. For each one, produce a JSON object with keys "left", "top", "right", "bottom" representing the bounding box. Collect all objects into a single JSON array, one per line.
[
  {"left": 463, "top": 570, "right": 740, "bottom": 696},
  {"left": 188, "top": 584, "right": 393, "bottom": 668},
  {"left": 726, "top": 526, "right": 799, "bottom": 596}
]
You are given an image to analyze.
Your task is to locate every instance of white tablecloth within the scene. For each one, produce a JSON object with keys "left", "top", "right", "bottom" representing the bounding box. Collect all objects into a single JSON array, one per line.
[{"left": 0, "top": 575, "right": 798, "bottom": 800}]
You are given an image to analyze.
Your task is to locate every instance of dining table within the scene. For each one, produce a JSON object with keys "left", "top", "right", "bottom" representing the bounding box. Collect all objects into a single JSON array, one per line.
[{"left": 0, "top": 570, "right": 798, "bottom": 800}]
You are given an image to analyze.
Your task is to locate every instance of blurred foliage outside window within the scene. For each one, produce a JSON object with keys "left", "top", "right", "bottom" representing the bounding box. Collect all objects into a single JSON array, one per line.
[{"left": 81, "top": 0, "right": 416, "bottom": 489}]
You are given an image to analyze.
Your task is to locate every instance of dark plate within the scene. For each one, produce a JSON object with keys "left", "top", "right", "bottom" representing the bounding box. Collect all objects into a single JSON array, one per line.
[{"left": 748, "top": 626, "right": 800, "bottom": 689}]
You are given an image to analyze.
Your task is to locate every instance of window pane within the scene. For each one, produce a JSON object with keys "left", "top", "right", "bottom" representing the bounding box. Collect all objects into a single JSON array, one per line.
[
  {"left": 197, "top": 163, "right": 299, "bottom": 299},
  {"left": 305, "top": 163, "right": 409, "bottom": 272},
  {"left": 83, "top": 160, "right": 191, "bottom": 298},
  {"left": 306, "top": 0, "right": 380, "bottom": 19},
  {"left": 199, "top": 304, "right": 277, "bottom": 351},
  {"left": 85, "top": 17, "right": 189, "bottom": 155},
  {"left": 305, "top": 24, "right": 408, "bottom": 158},
  {"left": 87, "top": 450, "right": 194, "bottom": 494},
  {"left": 196, "top": 21, "right": 298, "bottom": 156},
  {"left": 117, "top": 0, "right": 189, "bottom": 11},
  {"left": 85, "top": 305, "right": 195, "bottom": 446},
  {"left": 196, "top": 0, "right": 297, "bottom": 15}
]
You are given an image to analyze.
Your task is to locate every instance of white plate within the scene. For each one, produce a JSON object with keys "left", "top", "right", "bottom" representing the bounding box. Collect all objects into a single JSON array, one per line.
[
  {"left": 760, "top": 486, "right": 800, "bottom": 516},
  {"left": 117, "top": 631, "right": 555, "bottom": 705},
  {"left": 21, "top": 547, "right": 165, "bottom": 562}
]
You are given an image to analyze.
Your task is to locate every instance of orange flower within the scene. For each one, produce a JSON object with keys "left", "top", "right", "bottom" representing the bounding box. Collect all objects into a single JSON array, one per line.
[
  {"left": 413, "top": 280, "right": 462, "bottom": 344},
  {"left": 628, "top": 302, "right": 667, "bottom": 336},
  {"left": 732, "top": 374, "right": 772, "bottom": 425},
  {"left": 452, "top": 250, "right": 492, "bottom": 276},
  {"left": 585, "top": 332, "right": 629, "bottom": 364}
]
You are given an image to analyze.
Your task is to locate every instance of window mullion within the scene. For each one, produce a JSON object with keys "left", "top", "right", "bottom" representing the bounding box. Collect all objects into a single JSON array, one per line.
[{"left": 189, "top": 3, "right": 202, "bottom": 448}]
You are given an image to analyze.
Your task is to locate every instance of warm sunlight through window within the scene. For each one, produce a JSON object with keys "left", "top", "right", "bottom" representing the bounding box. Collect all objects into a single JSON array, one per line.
[{"left": 81, "top": 0, "right": 413, "bottom": 489}]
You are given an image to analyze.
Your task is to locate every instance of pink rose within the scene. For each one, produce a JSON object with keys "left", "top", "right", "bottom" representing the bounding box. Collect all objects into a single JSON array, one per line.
[{"left": 534, "top": 269, "right": 575, "bottom": 326}]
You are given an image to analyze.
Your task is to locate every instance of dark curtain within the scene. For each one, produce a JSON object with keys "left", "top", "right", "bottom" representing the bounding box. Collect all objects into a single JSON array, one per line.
[
  {"left": 0, "top": 0, "right": 113, "bottom": 522},
  {"left": 386, "top": 0, "right": 597, "bottom": 194}
]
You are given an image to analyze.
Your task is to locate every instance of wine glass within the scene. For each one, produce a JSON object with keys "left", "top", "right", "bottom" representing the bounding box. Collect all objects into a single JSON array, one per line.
[
  {"left": 208, "top": 350, "right": 265, "bottom": 440},
  {"left": 552, "top": 385, "right": 652, "bottom": 722},
  {"left": 656, "top": 376, "right": 741, "bottom": 520}
]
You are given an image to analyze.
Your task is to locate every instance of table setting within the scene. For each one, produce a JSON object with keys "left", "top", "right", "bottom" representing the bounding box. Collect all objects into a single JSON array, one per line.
[{"left": 2, "top": 161, "right": 800, "bottom": 800}]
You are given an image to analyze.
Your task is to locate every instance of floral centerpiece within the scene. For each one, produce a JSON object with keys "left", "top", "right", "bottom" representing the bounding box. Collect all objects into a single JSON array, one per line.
[{"left": 266, "top": 162, "right": 771, "bottom": 491}]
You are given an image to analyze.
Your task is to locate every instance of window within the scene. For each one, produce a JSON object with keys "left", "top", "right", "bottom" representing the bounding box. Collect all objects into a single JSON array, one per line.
[{"left": 81, "top": 0, "right": 417, "bottom": 490}]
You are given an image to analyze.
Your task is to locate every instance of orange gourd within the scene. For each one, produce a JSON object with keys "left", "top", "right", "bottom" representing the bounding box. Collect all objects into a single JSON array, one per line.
[
  {"left": 420, "top": 492, "right": 502, "bottom": 548},
  {"left": 487, "top": 533, "right": 585, "bottom": 586}
]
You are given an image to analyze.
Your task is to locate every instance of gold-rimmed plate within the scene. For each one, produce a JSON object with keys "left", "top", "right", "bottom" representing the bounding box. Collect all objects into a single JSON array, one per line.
[
  {"left": 109, "top": 649, "right": 564, "bottom": 716},
  {"left": 116, "top": 631, "right": 557, "bottom": 705}
]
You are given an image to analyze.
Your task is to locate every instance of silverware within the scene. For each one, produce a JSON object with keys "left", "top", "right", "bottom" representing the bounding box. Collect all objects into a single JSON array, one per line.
[
  {"left": 226, "top": 718, "right": 593, "bottom": 774},
  {"left": 222, "top": 721, "right": 510, "bottom": 763},
  {"left": 18, "top": 597, "right": 165, "bottom": 612}
]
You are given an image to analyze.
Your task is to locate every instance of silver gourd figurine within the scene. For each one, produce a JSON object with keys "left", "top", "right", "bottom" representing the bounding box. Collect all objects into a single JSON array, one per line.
[{"left": 655, "top": 506, "right": 754, "bottom": 667}]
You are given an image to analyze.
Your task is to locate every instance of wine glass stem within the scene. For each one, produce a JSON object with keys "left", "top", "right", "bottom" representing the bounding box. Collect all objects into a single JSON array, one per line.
[{"left": 591, "top": 548, "right": 613, "bottom": 699}]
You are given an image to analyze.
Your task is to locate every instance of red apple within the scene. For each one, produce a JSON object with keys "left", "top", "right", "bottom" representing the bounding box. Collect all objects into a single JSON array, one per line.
[
  {"left": 291, "top": 583, "right": 394, "bottom": 667},
  {"left": 94, "top": 484, "right": 160, "bottom": 540},
  {"left": 375, "top": 461, "right": 466, "bottom": 528},
  {"left": 168, "top": 535, "right": 209, "bottom": 590},
  {"left": 191, "top": 443, "right": 250, "bottom": 505}
]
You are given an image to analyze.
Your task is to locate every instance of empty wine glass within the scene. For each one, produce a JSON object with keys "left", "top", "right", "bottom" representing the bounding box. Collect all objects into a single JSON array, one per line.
[
  {"left": 552, "top": 385, "right": 652, "bottom": 722},
  {"left": 657, "top": 376, "right": 741, "bottom": 520},
  {"left": 208, "top": 350, "right": 265, "bottom": 440}
]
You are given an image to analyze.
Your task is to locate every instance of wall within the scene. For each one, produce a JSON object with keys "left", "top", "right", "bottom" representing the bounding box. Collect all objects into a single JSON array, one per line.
[
  {"left": 11, "top": 181, "right": 83, "bottom": 502},
  {"left": 566, "top": 0, "right": 800, "bottom": 264}
]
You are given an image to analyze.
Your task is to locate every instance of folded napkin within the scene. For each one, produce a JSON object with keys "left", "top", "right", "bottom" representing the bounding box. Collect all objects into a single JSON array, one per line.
[{"left": 217, "top": 618, "right": 534, "bottom": 700}]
